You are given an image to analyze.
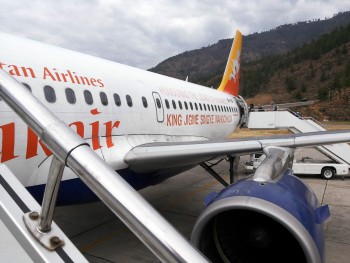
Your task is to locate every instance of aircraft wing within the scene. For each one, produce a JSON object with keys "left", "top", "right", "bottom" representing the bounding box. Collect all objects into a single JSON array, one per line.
[{"left": 125, "top": 129, "right": 350, "bottom": 172}]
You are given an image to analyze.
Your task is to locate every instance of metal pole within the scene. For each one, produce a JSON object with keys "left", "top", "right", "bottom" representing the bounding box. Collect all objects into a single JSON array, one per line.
[
  {"left": 200, "top": 162, "right": 228, "bottom": 187},
  {"left": 38, "top": 156, "right": 65, "bottom": 232},
  {"left": 229, "top": 156, "right": 239, "bottom": 184},
  {"left": 0, "top": 70, "right": 208, "bottom": 262}
]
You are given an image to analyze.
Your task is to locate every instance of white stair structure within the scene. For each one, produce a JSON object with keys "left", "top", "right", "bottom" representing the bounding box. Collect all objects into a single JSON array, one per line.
[
  {"left": 248, "top": 110, "right": 350, "bottom": 167},
  {"left": 0, "top": 164, "right": 88, "bottom": 263}
]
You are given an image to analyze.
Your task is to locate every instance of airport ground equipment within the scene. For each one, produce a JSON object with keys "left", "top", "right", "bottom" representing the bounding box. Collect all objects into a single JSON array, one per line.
[
  {"left": 244, "top": 153, "right": 348, "bottom": 179},
  {"left": 248, "top": 110, "right": 350, "bottom": 170},
  {"left": 0, "top": 164, "right": 88, "bottom": 262}
]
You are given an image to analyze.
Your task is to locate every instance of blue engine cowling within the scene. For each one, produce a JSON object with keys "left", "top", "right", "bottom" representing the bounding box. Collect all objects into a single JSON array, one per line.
[{"left": 191, "top": 169, "right": 329, "bottom": 263}]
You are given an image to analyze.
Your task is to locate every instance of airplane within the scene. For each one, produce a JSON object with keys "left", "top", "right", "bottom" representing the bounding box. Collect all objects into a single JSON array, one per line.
[{"left": 1, "top": 29, "right": 350, "bottom": 263}]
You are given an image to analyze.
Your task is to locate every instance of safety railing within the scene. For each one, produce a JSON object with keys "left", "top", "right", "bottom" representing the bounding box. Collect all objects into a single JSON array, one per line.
[
  {"left": 302, "top": 117, "right": 327, "bottom": 129},
  {"left": 0, "top": 70, "right": 207, "bottom": 262}
]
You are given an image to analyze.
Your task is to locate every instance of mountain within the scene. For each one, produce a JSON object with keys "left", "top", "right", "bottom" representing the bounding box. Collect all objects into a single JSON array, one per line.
[
  {"left": 149, "top": 11, "right": 350, "bottom": 121},
  {"left": 149, "top": 11, "right": 350, "bottom": 89},
  {"left": 245, "top": 24, "right": 350, "bottom": 121}
]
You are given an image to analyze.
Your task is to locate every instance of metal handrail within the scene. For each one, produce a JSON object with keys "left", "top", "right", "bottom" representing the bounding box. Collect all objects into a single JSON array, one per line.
[
  {"left": 280, "top": 109, "right": 327, "bottom": 130},
  {"left": 0, "top": 70, "right": 207, "bottom": 262},
  {"left": 301, "top": 116, "right": 326, "bottom": 130}
]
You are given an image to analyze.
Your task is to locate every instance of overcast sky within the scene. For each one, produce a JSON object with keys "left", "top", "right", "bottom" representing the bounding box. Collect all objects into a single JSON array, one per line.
[{"left": 1, "top": 0, "right": 350, "bottom": 69}]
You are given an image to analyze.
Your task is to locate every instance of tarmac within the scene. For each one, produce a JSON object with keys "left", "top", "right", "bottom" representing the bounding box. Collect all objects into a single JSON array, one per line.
[{"left": 1, "top": 149, "right": 350, "bottom": 262}]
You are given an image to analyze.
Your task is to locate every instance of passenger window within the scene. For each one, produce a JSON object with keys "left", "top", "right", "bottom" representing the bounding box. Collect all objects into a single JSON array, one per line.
[
  {"left": 172, "top": 100, "right": 176, "bottom": 109},
  {"left": 84, "top": 90, "right": 93, "bottom": 105},
  {"left": 22, "top": 83, "right": 32, "bottom": 92},
  {"left": 114, "top": 93, "right": 121, "bottom": 106},
  {"left": 44, "top": 85, "right": 56, "bottom": 103},
  {"left": 126, "top": 95, "right": 133, "bottom": 107},
  {"left": 100, "top": 92, "right": 108, "bottom": 106},
  {"left": 199, "top": 103, "right": 202, "bottom": 111},
  {"left": 204, "top": 104, "right": 207, "bottom": 111},
  {"left": 184, "top": 101, "right": 188, "bottom": 110},
  {"left": 190, "top": 102, "right": 193, "bottom": 110},
  {"left": 65, "top": 88, "right": 76, "bottom": 104},
  {"left": 165, "top": 99, "right": 170, "bottom": 109},
  {"left": 178, "top": 101, "right": 182, "bottom": 110},
  {"left": 195, "top": 103, "right": 198, "bottom": 111},
  {"left": 215, "top": 105, "right": 218, "bottom": 111},
  {"left": 156, "top": 98, "right": 161, "bottom": 108},
  {"left": 207, "top": 104, "right": 210, "bottom": 111},
  {"left": 142, "top": 96, "right": 148, "bottom": 108},
  {"left": 211, "top": 105, "right": 214, "bottom": 111}
]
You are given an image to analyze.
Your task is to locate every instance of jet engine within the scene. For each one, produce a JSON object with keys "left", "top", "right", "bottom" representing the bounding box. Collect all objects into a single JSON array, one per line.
[{"left": 191, "top": 169, "right": 329, "bottom": 263}]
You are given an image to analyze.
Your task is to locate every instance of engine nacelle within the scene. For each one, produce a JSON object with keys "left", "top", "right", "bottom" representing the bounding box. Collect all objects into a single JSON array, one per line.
[{"left": 191, "top": 169, "right": 329, "bottom": 263}]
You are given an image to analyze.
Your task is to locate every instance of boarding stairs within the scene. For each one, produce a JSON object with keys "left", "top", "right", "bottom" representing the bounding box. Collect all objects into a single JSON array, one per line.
[
  {"left": 0, "top": 70, "right": 208, "bottom": 262},
  {"left": 248, "top": 110, "right": 350, "bottom": 168}
]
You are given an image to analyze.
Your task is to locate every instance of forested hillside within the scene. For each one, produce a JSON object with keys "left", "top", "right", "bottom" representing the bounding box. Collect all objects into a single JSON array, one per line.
[
  {"left": 245, "top": 24, "right": 350, "bottom": 121},
  {"left": 149, "top": 11, "right": 350, "bottom": 90},
  {"left": 242, "top": 24, "right": 350, "bottom": 99},
  {"left": 150, "top": 12, "right": 350, "bottom": 120}
]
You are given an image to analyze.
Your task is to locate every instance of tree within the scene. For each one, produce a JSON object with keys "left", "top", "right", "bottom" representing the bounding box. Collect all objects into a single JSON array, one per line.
[
  {"left": 285, "top": 76, "right": 296, "bottom": 91},
  {"left": 301, "top": 83, "right": 307, "bottom": 92},
  {"left": 320, "top": 70, "right": 327, "bottom": 82},
  {"left": 294, "top": 91, "right": 302, "bottom": 100},
  {"left": 318, "top": 87, "right": 329, "bottom": 101}
]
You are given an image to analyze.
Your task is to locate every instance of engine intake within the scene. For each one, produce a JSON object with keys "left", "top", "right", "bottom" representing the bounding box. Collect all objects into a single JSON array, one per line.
[{"left": 191, "top": 170, "right": 329, "bottom": 263}]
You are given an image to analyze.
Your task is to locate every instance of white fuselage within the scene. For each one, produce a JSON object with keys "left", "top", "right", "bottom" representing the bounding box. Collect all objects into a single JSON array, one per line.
[{"left": 0, "top": 32, "right": 241, "bottom": 198}]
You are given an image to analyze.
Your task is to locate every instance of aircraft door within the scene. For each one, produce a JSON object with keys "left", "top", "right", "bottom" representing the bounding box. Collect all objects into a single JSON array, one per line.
[{"left": 152, "top": 92, "right": 164, "bottom": 122}]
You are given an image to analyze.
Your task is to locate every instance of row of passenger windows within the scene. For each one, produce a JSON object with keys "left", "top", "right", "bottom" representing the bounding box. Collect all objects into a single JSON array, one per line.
[
  {"left": 16, "top": 83, "right": 237, "bottom": 113},
  {"left": 18, "top": 83, "right": 135, "bottom": 107},
  {"left": 163, "top": 99, "right": 237, "bottom": 113}
]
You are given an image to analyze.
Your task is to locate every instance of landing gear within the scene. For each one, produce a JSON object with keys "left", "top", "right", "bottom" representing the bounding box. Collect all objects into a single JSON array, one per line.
[{"left": 200, "top": 156, "right": 239, "bottom": 186}]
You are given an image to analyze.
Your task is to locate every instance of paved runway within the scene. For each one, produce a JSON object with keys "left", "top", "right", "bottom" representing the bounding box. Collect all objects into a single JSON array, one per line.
[{"left": 1, "top": 150, "right": 350, "bottom": 262}]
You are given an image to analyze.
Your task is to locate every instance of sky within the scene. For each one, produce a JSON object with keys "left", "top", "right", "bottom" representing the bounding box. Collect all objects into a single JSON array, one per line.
[{"left": 1, "top": 0, "right": 350, "bottom": 69}]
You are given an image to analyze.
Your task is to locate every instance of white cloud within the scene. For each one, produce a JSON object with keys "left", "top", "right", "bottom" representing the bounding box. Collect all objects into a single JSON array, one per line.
[{"left": 0, "top": 0, "right": 350, "bottom": 69}]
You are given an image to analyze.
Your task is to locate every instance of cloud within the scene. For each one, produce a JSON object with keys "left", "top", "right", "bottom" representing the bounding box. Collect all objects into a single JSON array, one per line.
[{"left": 0, "top": 0, "right": 350, "bottom": 69}]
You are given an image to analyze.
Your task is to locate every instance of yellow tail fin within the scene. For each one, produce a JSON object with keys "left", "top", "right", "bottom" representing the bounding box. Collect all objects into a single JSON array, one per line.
[{"left": 217, "top": 30, "right": 242, "bottom": 96}]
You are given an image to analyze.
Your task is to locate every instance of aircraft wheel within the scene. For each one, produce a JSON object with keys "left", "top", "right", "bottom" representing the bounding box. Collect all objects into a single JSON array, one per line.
[{"left": 321, "top": 167, "right": 334, "bottom": 180}]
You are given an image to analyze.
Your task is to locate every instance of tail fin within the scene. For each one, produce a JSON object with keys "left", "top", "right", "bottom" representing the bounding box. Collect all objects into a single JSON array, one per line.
[{"left": 217, "top": 30, "right": 242, "bottom": 96}]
